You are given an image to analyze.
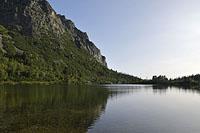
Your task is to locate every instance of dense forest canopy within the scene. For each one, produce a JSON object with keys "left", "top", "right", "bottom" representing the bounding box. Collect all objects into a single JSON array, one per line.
[{"left": 0, "top": 25, "right": 140, "bottom": 84}]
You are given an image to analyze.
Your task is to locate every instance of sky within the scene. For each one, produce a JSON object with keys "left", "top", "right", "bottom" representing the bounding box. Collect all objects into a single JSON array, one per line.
[{"left": 48, "top": 0, "right": 200, "bottom": 79}]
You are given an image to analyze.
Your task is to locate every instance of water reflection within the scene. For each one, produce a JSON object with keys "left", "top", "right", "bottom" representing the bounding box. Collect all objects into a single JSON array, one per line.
[
  {"left": 0, "top": 84, "right": 109, "bottom": 133},
  {"left": 90, "top": 85, "right": 200, "bottom": 133},
  {"left": 104, "top": 84, "right": 153, "bottom": 98},
  {"left": 152, "top": 85, "right": 200, "bottom": 95},
  {"left": 1, "top": 84, "right": 200, "bottom": 133}
]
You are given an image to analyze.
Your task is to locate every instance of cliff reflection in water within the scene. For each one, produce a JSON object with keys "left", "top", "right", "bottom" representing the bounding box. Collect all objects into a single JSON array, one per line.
[{"left": 0, "top": 84, "right": 109, "bottom": 133}]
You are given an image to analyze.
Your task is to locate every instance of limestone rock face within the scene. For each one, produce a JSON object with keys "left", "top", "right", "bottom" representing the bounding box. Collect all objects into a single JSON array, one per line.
[
  {"left": 0, "top": 0, "right": 65, "bottom": 35},
  {"left": 0, "top": 0, "right": 107, "bottom": 66},
  {"left": 59, "top": 15, "right": 107, "bottom": 67}
]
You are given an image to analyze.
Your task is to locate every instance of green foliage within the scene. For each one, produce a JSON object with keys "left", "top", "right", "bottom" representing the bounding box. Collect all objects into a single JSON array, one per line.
[
  {"left": 0, "top": 25, "right": 8, "bottom": 35},
  {"left": 0, "top": 25, "right": 141, "bottom": 84},
  {"left": 0, "top": 66, "right": 8, "bottom": 81}
]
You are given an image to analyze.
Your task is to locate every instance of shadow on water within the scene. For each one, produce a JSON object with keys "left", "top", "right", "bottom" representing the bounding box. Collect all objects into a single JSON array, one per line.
[{"left": 0, "top": 84, "right": 109, "bottom": 133}]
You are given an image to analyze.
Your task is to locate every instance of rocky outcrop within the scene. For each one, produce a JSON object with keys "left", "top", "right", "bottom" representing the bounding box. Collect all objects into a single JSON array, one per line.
[
  {"left": 0, "top": 0, "right": 65, "bottom": 36},
  {"left": 59, "top": 15, "right": 107, "bottom": 67},
  {"left": 0, "top": 0, "right": 107, "bottom": 66}
]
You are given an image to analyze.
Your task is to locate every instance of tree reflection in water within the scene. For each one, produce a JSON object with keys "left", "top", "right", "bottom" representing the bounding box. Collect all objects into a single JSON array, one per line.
[
  {"left": 0, "top": 84, "right": 109, "bottom": 133},
  {"left": 1, "top": 84, "right": 200, "bottom": 133}
]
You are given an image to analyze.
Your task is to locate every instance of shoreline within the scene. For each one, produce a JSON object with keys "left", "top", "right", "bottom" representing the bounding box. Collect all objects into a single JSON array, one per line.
[
  {"left": 0, "top": 81, "right": 199, "bottom": 89},
  {"left": 0, "top": 81, "right": 66, "bottom": 85}
]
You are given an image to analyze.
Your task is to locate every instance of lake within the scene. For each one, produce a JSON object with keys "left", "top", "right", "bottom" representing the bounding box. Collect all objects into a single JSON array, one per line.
[{"left": 0, "top": 84, "right": 200, "bottom": 133}]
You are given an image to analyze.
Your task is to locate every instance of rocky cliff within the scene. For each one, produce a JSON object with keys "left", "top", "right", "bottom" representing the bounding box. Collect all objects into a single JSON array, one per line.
[
  {"left": 59, "top": 15, "right": 107, "bottom": 66},
  {"left": 0, "top": 0, "right": 107, "bottom": 66}
]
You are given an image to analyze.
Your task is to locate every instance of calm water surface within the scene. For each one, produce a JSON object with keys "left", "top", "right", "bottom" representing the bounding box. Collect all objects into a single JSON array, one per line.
[{"left": 0, "top": 84, "right": 200, "bottom": 133}]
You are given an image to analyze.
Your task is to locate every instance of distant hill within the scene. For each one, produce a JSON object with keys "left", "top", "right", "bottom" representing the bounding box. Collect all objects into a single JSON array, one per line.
[
  {"left": 144, "top": 75, "right": 200, "bottom": 86},
  {"left": 0, "top": 0, "right": 141, "bottom": 84}
]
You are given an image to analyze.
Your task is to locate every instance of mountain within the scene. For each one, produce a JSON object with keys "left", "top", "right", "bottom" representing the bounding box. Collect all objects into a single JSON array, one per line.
[
  {"left": 0, "top": 0, "right": 106, "bottom": 66},
  {"left": 0, "top": 0, "right": 140, "bottom": 84}
]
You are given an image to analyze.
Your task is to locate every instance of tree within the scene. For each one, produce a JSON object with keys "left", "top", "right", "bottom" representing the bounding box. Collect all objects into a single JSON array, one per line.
[{"left": 0, "top": 69, "right": 8, "bottom": 81}]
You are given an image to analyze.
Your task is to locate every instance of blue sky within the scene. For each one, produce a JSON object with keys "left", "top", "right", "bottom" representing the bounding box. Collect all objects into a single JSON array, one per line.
[{"left": 48, "top": 0, "right": 200, "bottom": 79}]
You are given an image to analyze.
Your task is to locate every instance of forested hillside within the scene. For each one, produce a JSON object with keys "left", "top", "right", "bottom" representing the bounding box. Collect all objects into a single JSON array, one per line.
[{"left": 0, "top": 0, "right": 141, "bottom": 84}]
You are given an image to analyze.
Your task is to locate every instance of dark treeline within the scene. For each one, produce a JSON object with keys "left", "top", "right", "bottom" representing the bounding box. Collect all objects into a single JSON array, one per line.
[{"left": 142, "top": 74, "right": 200, "bottom": 86}]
